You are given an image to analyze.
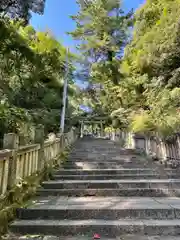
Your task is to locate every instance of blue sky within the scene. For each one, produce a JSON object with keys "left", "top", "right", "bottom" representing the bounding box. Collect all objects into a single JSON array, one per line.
[
  {"left": 30, "top": 0, "right": 145, "bottom": 111},
  {"left": 30, "top": 0, "right": 145, "bottom": 51}
]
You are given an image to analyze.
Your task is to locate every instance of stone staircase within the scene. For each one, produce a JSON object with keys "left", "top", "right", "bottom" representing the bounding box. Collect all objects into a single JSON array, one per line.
[{"left": 8, "top": 137, "right": 180, "bottom": 239}]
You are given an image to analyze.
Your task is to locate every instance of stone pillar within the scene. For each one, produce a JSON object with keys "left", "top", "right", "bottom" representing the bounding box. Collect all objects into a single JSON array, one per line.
[
  {"left": 3, "top": 133, "right": 19, "bottom": 189},
  {"left": 131, "top": 133, "right": 136, "bottom": 149},
  {"left": 91, "top": 124, "right": 93, "bottom": 135},
  {"left": 160, "top": 140, "right": 168, "bottom": 162},
  {"left": 35, "top": 125, "right": 45, "bottom": 170},
  {"left": 112, "top": 130, "right": 115, "bottom": 141},
  {"left": 3, "top": 133, "right": 19, "bottom": 149},
  {"left": 145, "top": 136, "right": 151, "bottom": 155},
  {"left": 19, "top": 135, "right": 30, "bottom": 146},
  {"left": 100, "top": 121, "right": 103, "bottom": 137},
  {"left": 80, "top": 121, "right": 84, "bottom": 138},
  {"left": 177, "top": 135, "right": 180, "bottom": 160}
]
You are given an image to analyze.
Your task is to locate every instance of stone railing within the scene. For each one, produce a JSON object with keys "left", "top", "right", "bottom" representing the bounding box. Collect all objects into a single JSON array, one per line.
[
  {"left": 0, "top": 150, "right": 12, "bottom": 195},
  {"left": 0, "top": 128, "right": 77, "bottom": 196},
  {"left": 132, "top": 134, "right": 180, "bottom": 165},
  {"left": 115, "top": 131, "right": 180, "bottom": 167}
]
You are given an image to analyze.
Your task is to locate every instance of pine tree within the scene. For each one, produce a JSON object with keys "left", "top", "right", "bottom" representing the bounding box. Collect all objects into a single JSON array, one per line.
[{"left": 70, "top": 0, "right": 132, "bottom": 85}]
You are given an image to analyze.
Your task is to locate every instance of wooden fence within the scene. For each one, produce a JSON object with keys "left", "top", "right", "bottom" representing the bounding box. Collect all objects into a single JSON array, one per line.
[{"left": 0, "top": 128, "right": 77, "bottom": 196}]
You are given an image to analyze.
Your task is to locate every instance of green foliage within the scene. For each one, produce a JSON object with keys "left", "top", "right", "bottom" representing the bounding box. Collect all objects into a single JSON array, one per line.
[
  {"left": 125, "top": 0, "right": 180, "bottom": 82},
  {"left": 0, "top": 0, "right": 46, "bottom": 23},
  {"left": 0, "top": 19, "right": 79, "bottom": 145},
  {"left": 70, "top": 0, "right": 132, "bottom": 85},
  {"left": 74, "top": 0, "right": 180, "bottom": 137},
  {"left": 130, "top": 111, "right": 154, "bottom": 133}
]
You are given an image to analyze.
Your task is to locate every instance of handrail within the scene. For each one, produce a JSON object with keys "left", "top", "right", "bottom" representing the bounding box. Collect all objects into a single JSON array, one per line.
[{"left": 0, "top": 128, "right": 77, "bottom": 196}]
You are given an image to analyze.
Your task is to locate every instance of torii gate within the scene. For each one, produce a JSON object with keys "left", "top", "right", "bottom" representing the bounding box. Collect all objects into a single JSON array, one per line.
[{"left": 79, "top": 116, "right": 107, "bottom": 138}]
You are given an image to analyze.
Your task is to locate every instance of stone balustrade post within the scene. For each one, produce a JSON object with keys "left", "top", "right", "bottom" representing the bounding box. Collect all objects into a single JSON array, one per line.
[
  {"left": 3, "top": 133, "right": 19, "bottom": 189},
  {"left": 35, "top": 125, "right": 45, "bottom": 171},
  {"left": 145, "top": 136, "right": 151, "bottom": 155},
  {"left": 131, "top": 133, "right": 136, "bottom": 149},
  {"left": 3, "top": 133, "right": 19, "bottom": 149},
  {"left": 80, "top": 121, "right": 84, "bottom": 138},
  {"left": 176, "top": 135, "right": 180, "bottom": 160},
  {"left": 160, "top": 140, "right": 168, "bottom": 163}
]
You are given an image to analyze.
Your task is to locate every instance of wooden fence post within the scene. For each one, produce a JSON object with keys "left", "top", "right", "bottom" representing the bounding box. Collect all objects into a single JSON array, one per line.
[
  {"left": 3, "top": 133, "right": 19, "bottom": 189},
  {"left": 35, "top": 125, "right": 45, "bottom": 171}
]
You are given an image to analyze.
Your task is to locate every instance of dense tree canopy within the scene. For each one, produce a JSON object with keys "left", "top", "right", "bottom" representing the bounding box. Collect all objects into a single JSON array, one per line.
[
  {"left": 0, "top": 18, "right": 81, "bottom": 147},
  {"left": 70, "top": 0, "right": 133, "bottom": 128},
  {"left": 70, "top": 0, "right": 132, "bottom": 85},
  {"left": 119, "top": 0, "right": 180, "bottom": 137},
  {"left": 2, "top": 0, "right": 180, "bottom": 145},
  {"left": 72, "top": 0, "right": 180, "bottom": 138},
  {"left": 0, "top": 0, "right": 45, "bottom": 23}
]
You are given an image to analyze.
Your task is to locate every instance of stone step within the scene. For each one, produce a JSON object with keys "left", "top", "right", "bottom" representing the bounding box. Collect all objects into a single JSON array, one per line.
[
  {"left": 70, "top": 151, "right": 138, "bottom": 156},
  {"left": 17, "top": 207, "right": 176, "bottom": 221},
  {"left": 54, "top": 168, "right": 179, "bottom": 175},
  {"left": 36, "top": 188, "right": 180, "bottom": 197},
  {"left": 68, "top": 155, "right": 138, "bottom": 159},
  {"left": 69, "top": 154, "right": 137, "bottom": 157},
  {"left": 66, "top": 158, "right": 140, "bottom": 162},
  {"left": 8, "top": 137, "right": 180, "bottom": 239},
  {"left": 69, "top": 153, "right": 132, "bottom": 157},
  {"left": 62, "top": 162, "right": 149, "bottom": 169},
  {"left": 52, "top": 174, "right": 179, "bottom": 180},
  {"left": 10, "top": 219, "right": 180, "bottom": 236},
  {"left": 71, "top": 149, "right": 138, "bottom": 155},
  {"left": 69, "top": 151, "right": 127, "bottom": 154},
  {"left": 4, "top": 236, "right": 180, "bottom": 240},
  {"left": 63, "top": 160, "right": 147, "bottom": 165},
  {"left": 67, "top": 156, "right": 137, "bottom": 160},
  {"left": 41, "top": 179, "right": 180, "bottom": 190},
  {"left": 16, "top": 197, "right": 180, "bottom": 220},
  {"left": 54, "top": 169, "right": 158, "bottom": 175}
]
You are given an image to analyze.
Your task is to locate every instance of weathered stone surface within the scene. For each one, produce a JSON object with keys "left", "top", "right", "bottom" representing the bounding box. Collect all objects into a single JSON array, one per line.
[
  {"left": 36, "top": 188, "right": 180, "bottom": 197},
  {"left": 62, "top": 161, "right": 149, "bottom": 169},
  {"left": 53, "top": 173, "right": 179, "bottom": 180},
  {"left": 4, "top": 235, "right": 180, "bottom": 240},
  {"left": 41, "top": 179, "right": 180, "bottom": 190},
  {"left": 9, "top": 137, "right": 180, "bottom": 238},
  {"left": 54, "top": 168, "right": 178, "bottom": 175},
  {"left": 10, "top": 219, "right": 180, "bottom": 236}
]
